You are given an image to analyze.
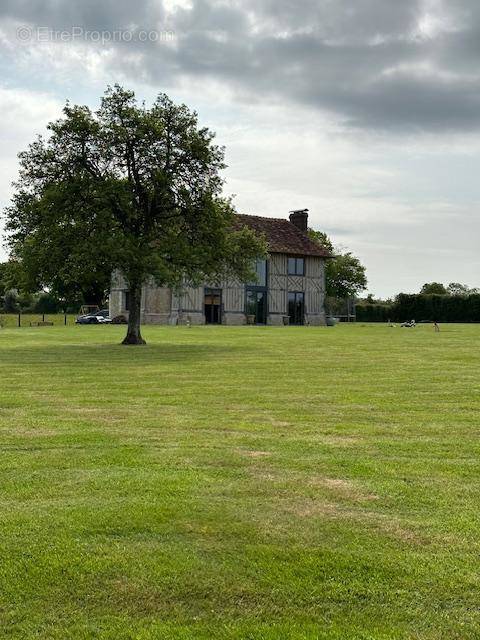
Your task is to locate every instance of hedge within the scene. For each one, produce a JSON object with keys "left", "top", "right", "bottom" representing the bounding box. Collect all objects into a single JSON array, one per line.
[{"left": 356, "top": 294, "right": 480, "bottom": 323}]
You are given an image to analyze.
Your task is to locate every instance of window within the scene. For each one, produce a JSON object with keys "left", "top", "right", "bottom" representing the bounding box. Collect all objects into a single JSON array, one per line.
[
  {"left": 246, "top": 259, "right": 267, "bottom": 324},
  {"left": 248, "top": 259, "right": 267, "bottom": 287},
  {"left": 288, "top": 292, "right": 305, "bottom": 325},
  {"left": 288, "top": 257, "right": 305, "bottom": 276},
  {"left": 205, "top": 288, "right": 222, "bottom": 324},
  {"left": 246, "top": 290, "right": 267, "bottom": 324}
]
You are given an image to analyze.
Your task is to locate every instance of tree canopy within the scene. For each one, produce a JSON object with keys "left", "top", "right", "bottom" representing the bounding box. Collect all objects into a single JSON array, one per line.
[
  {"left": 308, "top": 230, "right": 367, "bottom": 299},
  {"left": 419, "top": 282, "right": 479, "bottom": 296},
  {"left": 5, "top": 86, "right": 265, "bottom": 343},
  {"left": 420, "top": 282, "right": 448, "bottom": 295},
  {"left": 446, "top": 282, "right": 479, "bottom": 296}
]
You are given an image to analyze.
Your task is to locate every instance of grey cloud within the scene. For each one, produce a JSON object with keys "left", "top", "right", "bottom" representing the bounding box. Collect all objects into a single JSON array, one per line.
[
  {"left": 3, "top": 0, "right": 480, "bottom": 132},
  {"left": 239, "top": 0, "right": 423, "bottom": 40},
  {"left": 0, "top": 0, "right": 166, "bottom": 31}
]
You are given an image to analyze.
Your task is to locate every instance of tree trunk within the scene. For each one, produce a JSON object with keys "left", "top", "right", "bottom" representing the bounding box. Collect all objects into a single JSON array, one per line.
[{"left": 122, "top": 282, "right": 146, "bottom": 345}]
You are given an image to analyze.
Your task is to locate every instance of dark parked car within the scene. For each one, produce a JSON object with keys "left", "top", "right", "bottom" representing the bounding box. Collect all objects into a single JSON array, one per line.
[{"left": 75, "top": 309, "right": 112, "bottom": 324}]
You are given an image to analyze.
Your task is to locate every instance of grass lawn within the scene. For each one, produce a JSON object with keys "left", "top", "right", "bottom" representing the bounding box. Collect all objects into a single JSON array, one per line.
[{"left": 0, "top": 323, "right": 479, "bottom": 639}]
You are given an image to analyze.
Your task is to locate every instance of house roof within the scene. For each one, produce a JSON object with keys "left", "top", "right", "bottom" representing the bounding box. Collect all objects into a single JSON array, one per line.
[{"left": 235, "top": 214, "right": 332, "bottom": 258}]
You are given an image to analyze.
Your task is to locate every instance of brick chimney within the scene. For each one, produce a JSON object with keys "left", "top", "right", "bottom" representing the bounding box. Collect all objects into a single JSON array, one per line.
[{"left": 289, "top": 209, "right": 309, "bottom": 232}]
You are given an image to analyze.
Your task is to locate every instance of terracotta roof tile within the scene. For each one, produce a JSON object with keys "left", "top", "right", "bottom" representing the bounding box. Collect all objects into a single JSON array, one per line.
[{"left": 234, "top": 214, "right": 332, "bottom": 258}]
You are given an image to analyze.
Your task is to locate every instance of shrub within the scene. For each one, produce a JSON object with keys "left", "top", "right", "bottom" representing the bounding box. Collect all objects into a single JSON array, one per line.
[{"left": 3, "top": 289, "right": 19, "bottom": 313}]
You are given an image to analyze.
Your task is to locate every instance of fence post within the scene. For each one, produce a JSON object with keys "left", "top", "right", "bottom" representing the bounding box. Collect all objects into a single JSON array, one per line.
[
  {"left": 42, "top": 313, "right": 45, "bottom": 322},
  {"left": 64, "top": 314, "right": 67, "bottom": 326},
  {"left": 18, "top": 313, "right": 21, "bottom": 328}
]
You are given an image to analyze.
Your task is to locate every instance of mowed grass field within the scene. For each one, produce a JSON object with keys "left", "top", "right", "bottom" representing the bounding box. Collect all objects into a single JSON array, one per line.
[{"left": 0, "top": 324, "right": 479, "bottom": 640}]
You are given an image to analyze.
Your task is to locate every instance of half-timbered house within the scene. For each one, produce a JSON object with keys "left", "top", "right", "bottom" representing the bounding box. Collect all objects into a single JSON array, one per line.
[{"left": 109, "top": 209, "right": 331, "bottom": 326}]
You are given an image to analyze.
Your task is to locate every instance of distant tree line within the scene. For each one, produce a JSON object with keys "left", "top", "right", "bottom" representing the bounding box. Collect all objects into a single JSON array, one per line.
[
  {"left": 357, "top": 282, "right": 480, "bottom": 323},
  {"left": 0, "top": 261, "right": 98, "bottom": 314}
]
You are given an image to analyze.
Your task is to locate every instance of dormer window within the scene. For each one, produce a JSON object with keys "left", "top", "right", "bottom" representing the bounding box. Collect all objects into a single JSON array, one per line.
[{"left": 288, "top": 257, "right": 305, "bottom": 276}]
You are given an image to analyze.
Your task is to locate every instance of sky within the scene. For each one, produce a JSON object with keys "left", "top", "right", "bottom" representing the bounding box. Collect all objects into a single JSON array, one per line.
[{"left": 0, "top": 0, "right": 479, "bottom": 298}]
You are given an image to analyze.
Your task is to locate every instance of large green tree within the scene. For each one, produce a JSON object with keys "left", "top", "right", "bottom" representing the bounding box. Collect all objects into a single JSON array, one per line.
[
  {"left": 308, "top": 230, "right": 367, "bottom": 299},
  {"left": 5, "top": 86, "right": 264, "bottom": 344}
]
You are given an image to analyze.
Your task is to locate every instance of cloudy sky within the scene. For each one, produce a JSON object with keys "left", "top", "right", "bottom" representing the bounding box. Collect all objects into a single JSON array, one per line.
[{"left": 0, "top": 0, "right": 479, "bottom": 297}]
